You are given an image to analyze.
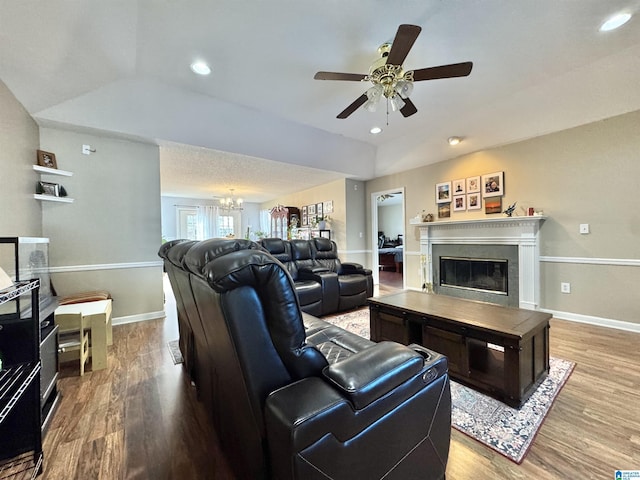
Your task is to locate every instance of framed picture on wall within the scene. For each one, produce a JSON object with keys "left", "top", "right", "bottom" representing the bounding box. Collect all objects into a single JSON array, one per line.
[
  {"left": 453, "top": 179, "right": 465, "bottom": 195},
  {"left": 324, "top": 200, "right": 333, "bottom": 213},
  {"left": 485, "top": 197, "right": 502, "bottom": 214},
  {"left": 316, "top": 203, "right": 323, "bottom": 216},
  {"left": 453, "top": 195, "right": 466, "bottom": 211},
  {"left": 301, "top": 206, "right": 308, "bottom": 226},
  {"left": 436, "top": 181, "right": 452, "bottom": 203},
  {"left": 438, "top": 203, "right": 451, "bottom": 218},
  {"left": 482, "top": 171, "right": 504, "bottom": 197},
  {"left": 467, "top": 192, "right": 481, "bottom": 210},
  {"left": 308, "top": 204, "right": 316, "bottom": 215},
  {"left": 466, "top": 176, "right": 480, "bottom": 193}
]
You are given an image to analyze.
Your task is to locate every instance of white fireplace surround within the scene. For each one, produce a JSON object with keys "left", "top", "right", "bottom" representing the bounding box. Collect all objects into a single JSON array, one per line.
[{"left": 419, "top": 216, "right": 546, "bottom": 310}]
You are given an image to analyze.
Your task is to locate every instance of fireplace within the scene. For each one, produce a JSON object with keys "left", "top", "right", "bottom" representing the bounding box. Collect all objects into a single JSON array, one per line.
[
  {"left": 418, "top": 217, "right": 545, "bottom": 310},
  {"left": 432, "top": 244, "right": 518, "bottom": 307},
  {"left": 440, "top": 256, "right": 508, "bottom": 295}
]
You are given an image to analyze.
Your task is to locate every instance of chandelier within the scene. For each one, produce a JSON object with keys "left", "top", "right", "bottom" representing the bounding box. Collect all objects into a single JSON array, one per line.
[{"left": 220, "top": 189, "right": 243, "bottom": 211}]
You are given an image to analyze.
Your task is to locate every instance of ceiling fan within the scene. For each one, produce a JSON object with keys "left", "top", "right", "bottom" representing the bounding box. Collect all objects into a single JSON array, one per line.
[{"left": 314, "top": 24, "right": 473, "bottom": 119}]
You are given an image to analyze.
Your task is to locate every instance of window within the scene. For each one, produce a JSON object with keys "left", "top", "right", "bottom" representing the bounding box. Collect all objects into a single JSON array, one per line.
[
  {"left": 218, "top": 214, "right": 234, "bottom": 237},
  {"left": 177, "top": 207, "right": 198, "bottom": 240}
]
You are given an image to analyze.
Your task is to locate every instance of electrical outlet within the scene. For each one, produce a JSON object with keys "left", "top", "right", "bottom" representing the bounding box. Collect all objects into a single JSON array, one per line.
[
  {"left": 579, "top": 224, "right": 590, "bottom": 234},
  {"left": 561, "top": 282, "right": 571, "bottom": 294}
]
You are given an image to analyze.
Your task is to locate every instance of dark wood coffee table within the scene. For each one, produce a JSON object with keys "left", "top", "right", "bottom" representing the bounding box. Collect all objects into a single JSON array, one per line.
[{"left": 368, "top": 291, "right": 551, "bottom": 407}]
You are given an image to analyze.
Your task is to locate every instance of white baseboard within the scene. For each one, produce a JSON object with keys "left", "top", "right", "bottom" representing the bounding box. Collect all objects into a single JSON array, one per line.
[
  {"left": 540, "top": 308, "right": 640, "bottom": 333},
  {"left": 113, "top": 310, "right": 166, "bottom": 326}
]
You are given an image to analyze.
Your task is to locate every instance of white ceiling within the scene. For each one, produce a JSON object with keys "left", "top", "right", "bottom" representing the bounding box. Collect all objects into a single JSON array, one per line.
[{"left": 2, "top": 1, "right": 639, "bottom": 203}]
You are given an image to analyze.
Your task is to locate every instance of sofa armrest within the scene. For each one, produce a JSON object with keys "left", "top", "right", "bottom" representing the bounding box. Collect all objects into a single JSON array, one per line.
[
  {"left": 265, "top": 348, "right": 451, "bottom": 480},
  {"left": 341, "top": 262, "right": 372, "bottom": 276},
  {"left": 298, "top": 265, "right": 332, "bottom": 275},
  {"left": 322, "top": 341, "right": 423, "bottom": 409}
]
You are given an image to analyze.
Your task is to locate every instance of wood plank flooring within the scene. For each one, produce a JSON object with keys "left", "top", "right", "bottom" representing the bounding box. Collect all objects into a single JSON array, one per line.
[{"left": 40, "top": 279, "right": 640, "bottom": 479}]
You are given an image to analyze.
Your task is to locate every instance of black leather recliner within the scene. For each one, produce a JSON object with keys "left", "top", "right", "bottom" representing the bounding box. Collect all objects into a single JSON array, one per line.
[
  {"left": 160, "top": 238, "right": 451, "bottom": 480},
  {"left": 310, "top": 237, "right": 374, "bottom": 311}
]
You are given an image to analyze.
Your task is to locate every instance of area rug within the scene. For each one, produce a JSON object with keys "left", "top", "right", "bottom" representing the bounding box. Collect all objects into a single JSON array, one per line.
[
  {"left": 167, "top": 339, "right": 184, "bottom": 365},
  {"left": 322, "top": 307, "right": 575, "bottom": 464}
]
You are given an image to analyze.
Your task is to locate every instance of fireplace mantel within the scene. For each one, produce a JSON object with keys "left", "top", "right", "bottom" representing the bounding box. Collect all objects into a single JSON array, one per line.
[{"left": 418, "top": 216, "right": 546, "bottom": 310}]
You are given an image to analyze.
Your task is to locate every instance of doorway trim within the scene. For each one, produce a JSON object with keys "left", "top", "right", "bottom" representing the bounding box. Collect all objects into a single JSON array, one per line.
[{"left": 371, "top": 187, "right": 406, "bottom": 288}]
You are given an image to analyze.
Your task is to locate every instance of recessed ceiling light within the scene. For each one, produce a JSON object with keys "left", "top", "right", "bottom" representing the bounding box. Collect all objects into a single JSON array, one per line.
[
  {"left": 448, "top": 136, "right": 462, "bottom": 146},
  {"left": 190, "top": 61, "right": 211, "bottom": 75},
  {"left": 370, "top": 127, "right": 382, "bottom": 134},
  {"left": 600, "top": 12, "right": 632, "bottom": 32}
]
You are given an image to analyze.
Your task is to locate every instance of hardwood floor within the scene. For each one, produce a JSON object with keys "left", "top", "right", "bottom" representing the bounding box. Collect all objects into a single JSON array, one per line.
[{"left": 40, "top": 279, "right": 640, "bottom": 479}]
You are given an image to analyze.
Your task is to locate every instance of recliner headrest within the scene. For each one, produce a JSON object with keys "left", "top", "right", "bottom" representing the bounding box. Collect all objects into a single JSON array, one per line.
[
  {"left": 313, "top": 237, "right": 333, "bottom": 252},
  {"left": 158, "top": 239, "right": 191, "bottom": 260},
  {"left": 260, "top": 238, "right": 286, "bottom": 254},
  {"left": 183, "top": 238, "right": 263, "bottom": 277},
  {"left": 166, "top": 240, "right": 198, "bottom": 268}
]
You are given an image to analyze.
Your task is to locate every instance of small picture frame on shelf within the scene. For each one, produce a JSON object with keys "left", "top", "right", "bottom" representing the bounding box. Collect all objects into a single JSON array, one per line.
[
  {"left": 453, "top": 195, "right": 466, "bottom": 211},
  {"left": 37, "top": 181, "right": 59, "bottom": 196},
  {"left": 37, "top": 150, "right": 58, "bottom": 169},
  {"left": 482, "top": 171, "right": 504, "bottom": 198},
  {"left": 436, "top": 181, "right": 452, "bottom": 203}
]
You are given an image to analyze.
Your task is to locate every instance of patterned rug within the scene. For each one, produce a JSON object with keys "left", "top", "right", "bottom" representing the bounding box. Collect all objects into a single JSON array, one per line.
[
  {"left": 167, "top": 339, "right": 184, "bottom": 365},
  {"left": 322, "top": 307, "right": 575, "bottom": 464}
]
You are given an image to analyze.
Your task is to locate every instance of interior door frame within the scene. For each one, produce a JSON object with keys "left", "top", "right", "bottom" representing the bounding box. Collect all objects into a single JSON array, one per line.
[{"left": 370, "top": 187, "right": 406, "bottom": 287}]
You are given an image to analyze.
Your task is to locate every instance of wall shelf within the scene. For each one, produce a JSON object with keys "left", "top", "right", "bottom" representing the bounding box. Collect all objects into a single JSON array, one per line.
[
  {"left": 33, "top": 194, "right": 74, "bottom": 204},
  {"left": 32, "top": 165, "right": 73, "bottom": 177}
]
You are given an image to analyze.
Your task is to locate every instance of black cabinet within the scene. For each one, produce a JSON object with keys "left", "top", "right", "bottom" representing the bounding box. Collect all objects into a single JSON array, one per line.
[{"left": 0, "top": 280, "right": 44, "bottom": 478}]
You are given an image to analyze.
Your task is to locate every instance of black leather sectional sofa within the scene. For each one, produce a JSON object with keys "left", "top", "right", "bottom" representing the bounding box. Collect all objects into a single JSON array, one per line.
[
  {"left": 159, "top": 238, "right": 451, "bottom": 480},
  {"left": 259, "top": 237, "right": 373, "bottom": 316}
]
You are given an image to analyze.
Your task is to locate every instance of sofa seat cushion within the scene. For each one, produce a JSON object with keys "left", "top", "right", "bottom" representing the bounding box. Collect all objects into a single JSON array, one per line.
[
  {"left": 306, "top": 325, "right": 375, "bottom": 364},
  {"left": 337, "top": 274, "right": 369, "bottom": 296},
  {"left": 294, "top": 280, "right": 323, "bottom": 306}
]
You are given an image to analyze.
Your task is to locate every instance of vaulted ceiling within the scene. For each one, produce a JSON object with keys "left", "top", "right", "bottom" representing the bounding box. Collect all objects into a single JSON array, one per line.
[{"left": 2, "top": 1, "right": 639, "bottom": 202}]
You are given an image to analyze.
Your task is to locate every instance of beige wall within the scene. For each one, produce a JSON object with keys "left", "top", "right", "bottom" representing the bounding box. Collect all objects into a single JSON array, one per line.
[
  {"left": 261, "top": 178, "right": 368, "bottom": 264},
  {"left": 0, "top": 80, "right": 42, "bottom": 237},
  {"left": 366, "top": 110, "right": 640, "bottom": 326},
  {"left": 39, "top": 127, "right": 164, "bottom": 321}
]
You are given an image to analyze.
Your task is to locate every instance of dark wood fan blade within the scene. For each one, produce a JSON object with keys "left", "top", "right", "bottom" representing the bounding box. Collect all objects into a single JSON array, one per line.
[
  {"left": 386, "top": 24, "right": 422, "bottom": 66},
  {"left": 400, "top": 97, "right": 418, "bottom": 117},
  {"left": 337, "top": 93, "right": 368, "bottom": 119},
  {"left": 412, "top": 62, "right": 473, "bottom": 81},
  {"left": 314, "top": 71, "right": 367, "bottom": 81}
]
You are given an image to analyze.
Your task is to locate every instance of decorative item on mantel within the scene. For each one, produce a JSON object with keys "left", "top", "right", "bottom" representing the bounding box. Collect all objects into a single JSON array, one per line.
[{"left": 503, "top": 201, "right": 517, "bottom": 217}]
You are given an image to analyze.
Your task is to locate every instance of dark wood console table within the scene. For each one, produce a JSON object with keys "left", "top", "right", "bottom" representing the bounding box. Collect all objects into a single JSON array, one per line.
[{"left": 368, "top": 291, "right": 551, "bottom": 407}]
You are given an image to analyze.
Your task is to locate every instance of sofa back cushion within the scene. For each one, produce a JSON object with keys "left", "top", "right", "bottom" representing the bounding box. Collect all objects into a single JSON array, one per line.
[
  {"left": 259, "top": 238, "right": 298, "bottom": 280},
  {"left": 312, "top": 237, "right": 342, "bottom": 273}
]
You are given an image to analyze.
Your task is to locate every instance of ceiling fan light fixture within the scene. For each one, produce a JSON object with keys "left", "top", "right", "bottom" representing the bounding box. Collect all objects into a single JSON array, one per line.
[
  {"left": 389, "top": 95, "right": 406, "bottom": 112},
  {"left": 448, "top": 136, "right": 462, "bottom": 146},
  {"left": 600, "top": 12, "right": 632, "bottom": 31},
  {"left": 364, "top": 85, "right": 383, "bottom": 112},
  {"left": 395, "top": 80, "right": 414, "bottom": 99}
]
